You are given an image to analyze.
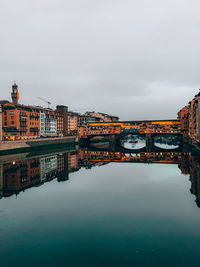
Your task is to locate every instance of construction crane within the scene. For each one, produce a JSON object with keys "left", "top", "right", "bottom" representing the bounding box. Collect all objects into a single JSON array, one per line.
[{"left": 38, "top": 97, "right": 51, "bottom": 108}]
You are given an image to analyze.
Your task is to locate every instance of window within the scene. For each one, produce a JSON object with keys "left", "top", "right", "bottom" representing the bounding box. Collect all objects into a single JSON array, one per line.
[{"left": 9, "top": 111, "right": 14, "bottom": 115}]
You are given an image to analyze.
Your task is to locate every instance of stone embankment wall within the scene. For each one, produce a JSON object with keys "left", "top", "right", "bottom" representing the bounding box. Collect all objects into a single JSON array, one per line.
[{"left": 0, "top": 136, "right": 79, "bottom": 155}]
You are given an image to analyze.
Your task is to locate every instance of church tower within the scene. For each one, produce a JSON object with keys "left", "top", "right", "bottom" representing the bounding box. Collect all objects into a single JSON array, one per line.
[{"left": 11, "top": 82, "right": 19, "bottom": 105}]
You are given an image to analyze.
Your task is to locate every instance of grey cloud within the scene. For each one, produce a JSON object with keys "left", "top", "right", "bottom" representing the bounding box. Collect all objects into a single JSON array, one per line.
[{"left": 0, "top": 0, "right": 200, "bottom": 120}]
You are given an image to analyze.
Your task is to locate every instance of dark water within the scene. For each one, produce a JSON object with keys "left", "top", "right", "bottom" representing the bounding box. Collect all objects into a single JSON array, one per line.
[{"left": 0, "top": 145, "right": 200, "bottom": 267}]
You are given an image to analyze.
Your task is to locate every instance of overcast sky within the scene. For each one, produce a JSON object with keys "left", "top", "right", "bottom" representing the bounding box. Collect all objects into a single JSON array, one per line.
[{"left": 0, "top": 0, "right": 200, "bottom": 120}]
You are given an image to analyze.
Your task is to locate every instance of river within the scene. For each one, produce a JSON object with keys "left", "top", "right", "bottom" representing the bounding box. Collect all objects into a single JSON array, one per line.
[{"left": 0, "top": 144, "right": 200, "bottom": 267}]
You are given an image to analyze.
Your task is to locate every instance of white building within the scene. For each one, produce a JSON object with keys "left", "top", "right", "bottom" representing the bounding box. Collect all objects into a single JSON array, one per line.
[{"left": 40, "top": 111, "right": 57, "bottom": 136}]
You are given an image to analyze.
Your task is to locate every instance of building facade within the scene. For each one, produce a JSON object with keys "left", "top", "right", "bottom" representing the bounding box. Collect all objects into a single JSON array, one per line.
[
  {"left": 0, "top": 104, "right": 2, "bottom": 141},
  {"left": 177, "top": 105, "right": 189, "bottom": 133},
  {"left": 40, "top": 110, "right": 57, "bottom": 137},
  {"left": 85, "top": 111, "right": 119, "bottom": 122},
  {"left": 2, "top": 103, "right": 40, "bottom": 139},
  {"left": 68, "top": 112, "right": 79, "bottom": 135},
  {"left": 56, "top": 105, "right": 68, "bottom": 136},
  {"left": 78, "top": 114, "right": 101, "bottom": 126},
  {"left": 189, "top": 93, "right": 200, "bottom": 142},
  {"left": 0, "top": 84, "right": 69, "bottom": 140},
  {"left": 177, "top": 91, "right": 200, "bottom": 144}
]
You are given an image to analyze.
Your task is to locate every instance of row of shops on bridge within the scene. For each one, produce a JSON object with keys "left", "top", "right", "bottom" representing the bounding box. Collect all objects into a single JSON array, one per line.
[{"left": 78, "top": 120, "right": 182, "bottom": 137}]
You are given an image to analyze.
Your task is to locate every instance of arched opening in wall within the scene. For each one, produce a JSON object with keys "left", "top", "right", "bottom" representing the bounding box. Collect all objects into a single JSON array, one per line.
[
  {"left": 153, "top": 135, "right": 182, "bottom": 150},
  {"left": 123, "top": 127, "right": 130, "bottom": 133},
  {"left": 120, "top": 134, "right": 146, "bottom": 150}
]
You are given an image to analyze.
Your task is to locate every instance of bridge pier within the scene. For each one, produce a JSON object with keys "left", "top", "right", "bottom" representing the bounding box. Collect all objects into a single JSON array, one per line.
[{"left": 146, "top": 134, "right": 154, "bottom": 152}]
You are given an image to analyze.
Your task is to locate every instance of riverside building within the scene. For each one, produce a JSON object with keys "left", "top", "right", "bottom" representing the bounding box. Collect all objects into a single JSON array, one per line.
[
  {"left": 0, "top": 83, "right": 69, "bottom": 140},
  {"left": 178, "top": 91, "right": 200, "bottom": 144}
]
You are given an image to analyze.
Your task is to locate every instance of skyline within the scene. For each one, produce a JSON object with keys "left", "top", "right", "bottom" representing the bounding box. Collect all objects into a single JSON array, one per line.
[{"left": 1, "top": 0, "right": 200, "bottom": 120}]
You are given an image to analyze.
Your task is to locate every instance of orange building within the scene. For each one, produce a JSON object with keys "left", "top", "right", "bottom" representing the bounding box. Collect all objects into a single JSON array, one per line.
[
  {"left": 0, "top": 83, "right": 69, "bottom": 140},
  {"left": 177, "top": 105, "right": 189, "bottom": 133},
  {"left": 68, "top": 112, "right": 79, "bottom": 135},
  {"left": 2, "top": 103, "right": 40, "bottom": 139},
  {"left": 177, "top": 105, "right": 189, "bottom": 143},
  {"left": 188, "top": 92, "right": 200, "bottom": 142},
  {"left": 0, "top": 104, "right": 2, "bottom": 141}
]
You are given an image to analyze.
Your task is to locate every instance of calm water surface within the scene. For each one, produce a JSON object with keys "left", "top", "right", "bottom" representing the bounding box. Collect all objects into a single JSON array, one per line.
[{"left": 0, "top": 147, "right": 200, "bottom": 267}]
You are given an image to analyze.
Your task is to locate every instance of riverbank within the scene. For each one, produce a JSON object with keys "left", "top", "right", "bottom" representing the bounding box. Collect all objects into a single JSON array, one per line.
[{"left": 0, "top": 136, "right": 79, "bottom": 155}]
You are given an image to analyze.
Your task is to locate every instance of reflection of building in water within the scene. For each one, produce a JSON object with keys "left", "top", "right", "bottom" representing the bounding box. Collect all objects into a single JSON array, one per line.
[
  {"left": 40, "top": 155, "right": 57, "bottom": 181},
  {"left": 1, "top": 148, "right": 200, "bottom": 210},
  {"left": 3, "top": 159, "right": 41, "bottom": 197},
  {"left": 1, "top": 152, "right": 76, "bottom": 198},
  {"left": 0, "top": 164, "right": 3, "bottom": 198},
  {"left": 178, "top": 153, "right": 191, "bottom": 175},
  {"left": 68, "top": 152, "right": 80, "bottom": 172},
  {"left": 189, "top": 157, "right": 200, "bottom": 207},
  {"left": 177, "top": 153, "right": 200, "bottom": 208},
  {"left": 57, "top": 153, "right": 69, "bottom": 181}
]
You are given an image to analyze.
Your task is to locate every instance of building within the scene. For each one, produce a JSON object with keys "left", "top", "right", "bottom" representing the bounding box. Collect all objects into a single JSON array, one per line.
[
  {"left": 0, "top": 83, "right": 69, "bottom": 139},
  {"left": 85, "top": 111, "right": 119, "bottom": 122},
  {"left": 177, "top": 105, "right": 189, "bottom": 142},
  {"left": 68, "top": 111, "right": 79, "bottom": 135},
  {"left": 78, "top": 114, "right": 101, "bottom": 126},
  {"left": 11, "top": 82, "right": 19, "bottom": 105},
  {"left": 177, "top": 91, "right": 200, "bottom": 144},
  {"left": 1, "top": 83, "right": 40, "bottom": 139},
  {"left": 2, "top": 103, "right": 40, "bottom": 139},
  {"left": 1, "top": 82, "right": 122, "bottom": 140},
  {"left": 40, "top": 109, "right": 57, "bottom": 137},
  {"left": 56, "top": 105, "right": 68, "bottom": 136},
  {"left": 0, "top": 104, "right": 2, "bottom": 141},
  {"left": 188, "top": 92, "right": 200, "bottom": 143}
]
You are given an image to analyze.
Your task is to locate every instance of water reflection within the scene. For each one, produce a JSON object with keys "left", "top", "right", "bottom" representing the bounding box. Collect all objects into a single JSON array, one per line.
[
  {"left": 154, "top": 135, "right": 182, "bottom": 149},
  {"left": 121, "top": 135, "right": 146, "bottom": 150},
  {"left": 0, "top": 146, "right": 200, "bottom": 209},
  {"left": 120, "top": 134, "right": 181, "bottom": 150}
]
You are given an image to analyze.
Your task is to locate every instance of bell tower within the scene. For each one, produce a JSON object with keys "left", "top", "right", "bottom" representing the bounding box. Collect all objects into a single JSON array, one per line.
[{"left": 11, "top": 82, "right": 19, "bottom": 105}]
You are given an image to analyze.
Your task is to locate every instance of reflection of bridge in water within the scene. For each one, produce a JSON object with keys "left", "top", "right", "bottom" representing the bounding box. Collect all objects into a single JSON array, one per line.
[{"left": 85, "top": 150, "right": 187, "bottom": 164}]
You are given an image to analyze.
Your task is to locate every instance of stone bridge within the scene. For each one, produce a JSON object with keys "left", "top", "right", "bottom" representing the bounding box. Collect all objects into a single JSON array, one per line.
[{"left": 78, "top": 120, "right": 184, "bottom": 151}]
